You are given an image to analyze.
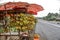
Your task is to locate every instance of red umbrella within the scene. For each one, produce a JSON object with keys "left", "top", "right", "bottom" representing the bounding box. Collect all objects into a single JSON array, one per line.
[
  {"left": 0, "top": 2, "right": 44, "bottom": 15},
  {"left": 0, "top": 6, "right": 5, "bottom": 10},
  {"left": 0, "top": 2, "right": 29, "bottom": 10},
  {"left": 27, "top": 4, "right": 44, "bottom": 15}
]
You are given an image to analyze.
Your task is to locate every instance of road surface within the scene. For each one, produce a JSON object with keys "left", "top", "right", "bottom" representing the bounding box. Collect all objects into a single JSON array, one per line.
[{"left": 35, "top": 19, "right": 60, "bottom": 40}]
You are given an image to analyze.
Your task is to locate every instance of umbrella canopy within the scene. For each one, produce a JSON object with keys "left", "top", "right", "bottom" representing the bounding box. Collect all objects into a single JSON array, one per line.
[
  {"left": 0, "top": 2, "right": 44, "bottom": 15},
  {"left": 0, "top": 6, "right": 5, "bottom": 10},
  {"left": 4, "top": 2, "right": 29, "bottom": 10},
  {"left": 27, "top": 4, "right": 44, "bottom": 15},
  {"left": 27, "top": 4, "right": 44, "bottom": 12},
  {"left": 0, "top": 2, "right": 29, "bottom": 10}
]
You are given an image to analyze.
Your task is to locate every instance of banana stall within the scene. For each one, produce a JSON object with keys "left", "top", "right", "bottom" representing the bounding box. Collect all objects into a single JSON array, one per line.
[{"left": 0, "top": 2, "right": 44, "bottom": 40}]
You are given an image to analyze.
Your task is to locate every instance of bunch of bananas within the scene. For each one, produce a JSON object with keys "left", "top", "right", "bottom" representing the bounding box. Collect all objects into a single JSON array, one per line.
[
  {"left": 0, "top": 13, "right": 37, "bottom": 32},
  {"left": 9, "top": 13, "right": 37, "bottom": 31}
]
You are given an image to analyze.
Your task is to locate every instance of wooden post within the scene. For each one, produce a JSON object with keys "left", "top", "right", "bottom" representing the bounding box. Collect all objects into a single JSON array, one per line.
[
  {"left": 18, "top": 29, "right": 21, "bottom": 40},
  {"left": 5, "top": 36, "right": 7, "bottom": 40},
  {"left": 0, "top": 33, "right": 1, "bottom": 40}
]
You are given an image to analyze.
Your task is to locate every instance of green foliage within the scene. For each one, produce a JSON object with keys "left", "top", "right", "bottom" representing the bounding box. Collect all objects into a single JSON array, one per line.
[{"left": 43, "top": 13, "right": 59, "bottom": 21}]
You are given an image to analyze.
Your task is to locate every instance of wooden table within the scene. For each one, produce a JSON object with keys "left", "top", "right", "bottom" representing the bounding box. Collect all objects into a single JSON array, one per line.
[
  {"left": 0, "top": 32, "right": 30, "bottom": 40},
  {"left": 0, "top": 32, "right": 21, "bottom": 40}
]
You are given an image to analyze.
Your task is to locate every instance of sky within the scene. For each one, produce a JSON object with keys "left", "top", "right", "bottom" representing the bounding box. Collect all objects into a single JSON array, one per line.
[{"left": 0, "top": 0, "right": 60, "bottom": 17}]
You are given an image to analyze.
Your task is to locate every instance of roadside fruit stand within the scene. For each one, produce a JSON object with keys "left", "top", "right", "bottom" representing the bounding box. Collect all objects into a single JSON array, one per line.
[{"left": 0, "top": 2, "right": 44, "bottom": 40}]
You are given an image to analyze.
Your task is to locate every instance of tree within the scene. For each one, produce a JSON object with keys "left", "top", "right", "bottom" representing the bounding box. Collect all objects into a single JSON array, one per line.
[
  {"left": 55, "top": 13, "right": 58, "bottom": 17},
  {"left": 43, "top": 12, "right": 59, "bottom": 21}
]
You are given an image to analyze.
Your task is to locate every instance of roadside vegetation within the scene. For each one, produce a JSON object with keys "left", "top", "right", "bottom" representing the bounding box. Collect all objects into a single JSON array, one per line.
[{"left": 43, "top": 13, "right": 60, "bottom": 21}]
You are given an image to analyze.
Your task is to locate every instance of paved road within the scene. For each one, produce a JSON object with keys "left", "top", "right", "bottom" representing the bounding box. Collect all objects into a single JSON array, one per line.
[{"left": 35, "top": 19, "right": 60, "bottom": 40}]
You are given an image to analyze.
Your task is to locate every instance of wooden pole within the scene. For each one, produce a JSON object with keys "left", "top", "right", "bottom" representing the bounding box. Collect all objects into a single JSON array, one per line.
[{"left": 18, "top": 29, "right": 21, "bottom": 40}]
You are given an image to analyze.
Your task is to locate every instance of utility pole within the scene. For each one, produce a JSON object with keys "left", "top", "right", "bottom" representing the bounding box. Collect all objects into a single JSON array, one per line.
[
  {"left": 58, "top": 8, "right": 60, "bottom": 17},
  {"left": 59, "top": 8, "right": 60, "bottom": 14}
]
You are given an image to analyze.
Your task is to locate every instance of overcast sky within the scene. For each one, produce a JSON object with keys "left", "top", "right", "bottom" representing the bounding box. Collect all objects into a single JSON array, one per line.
[{"left": 0, "top": 0, "right": 60, "bottom": 17}]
